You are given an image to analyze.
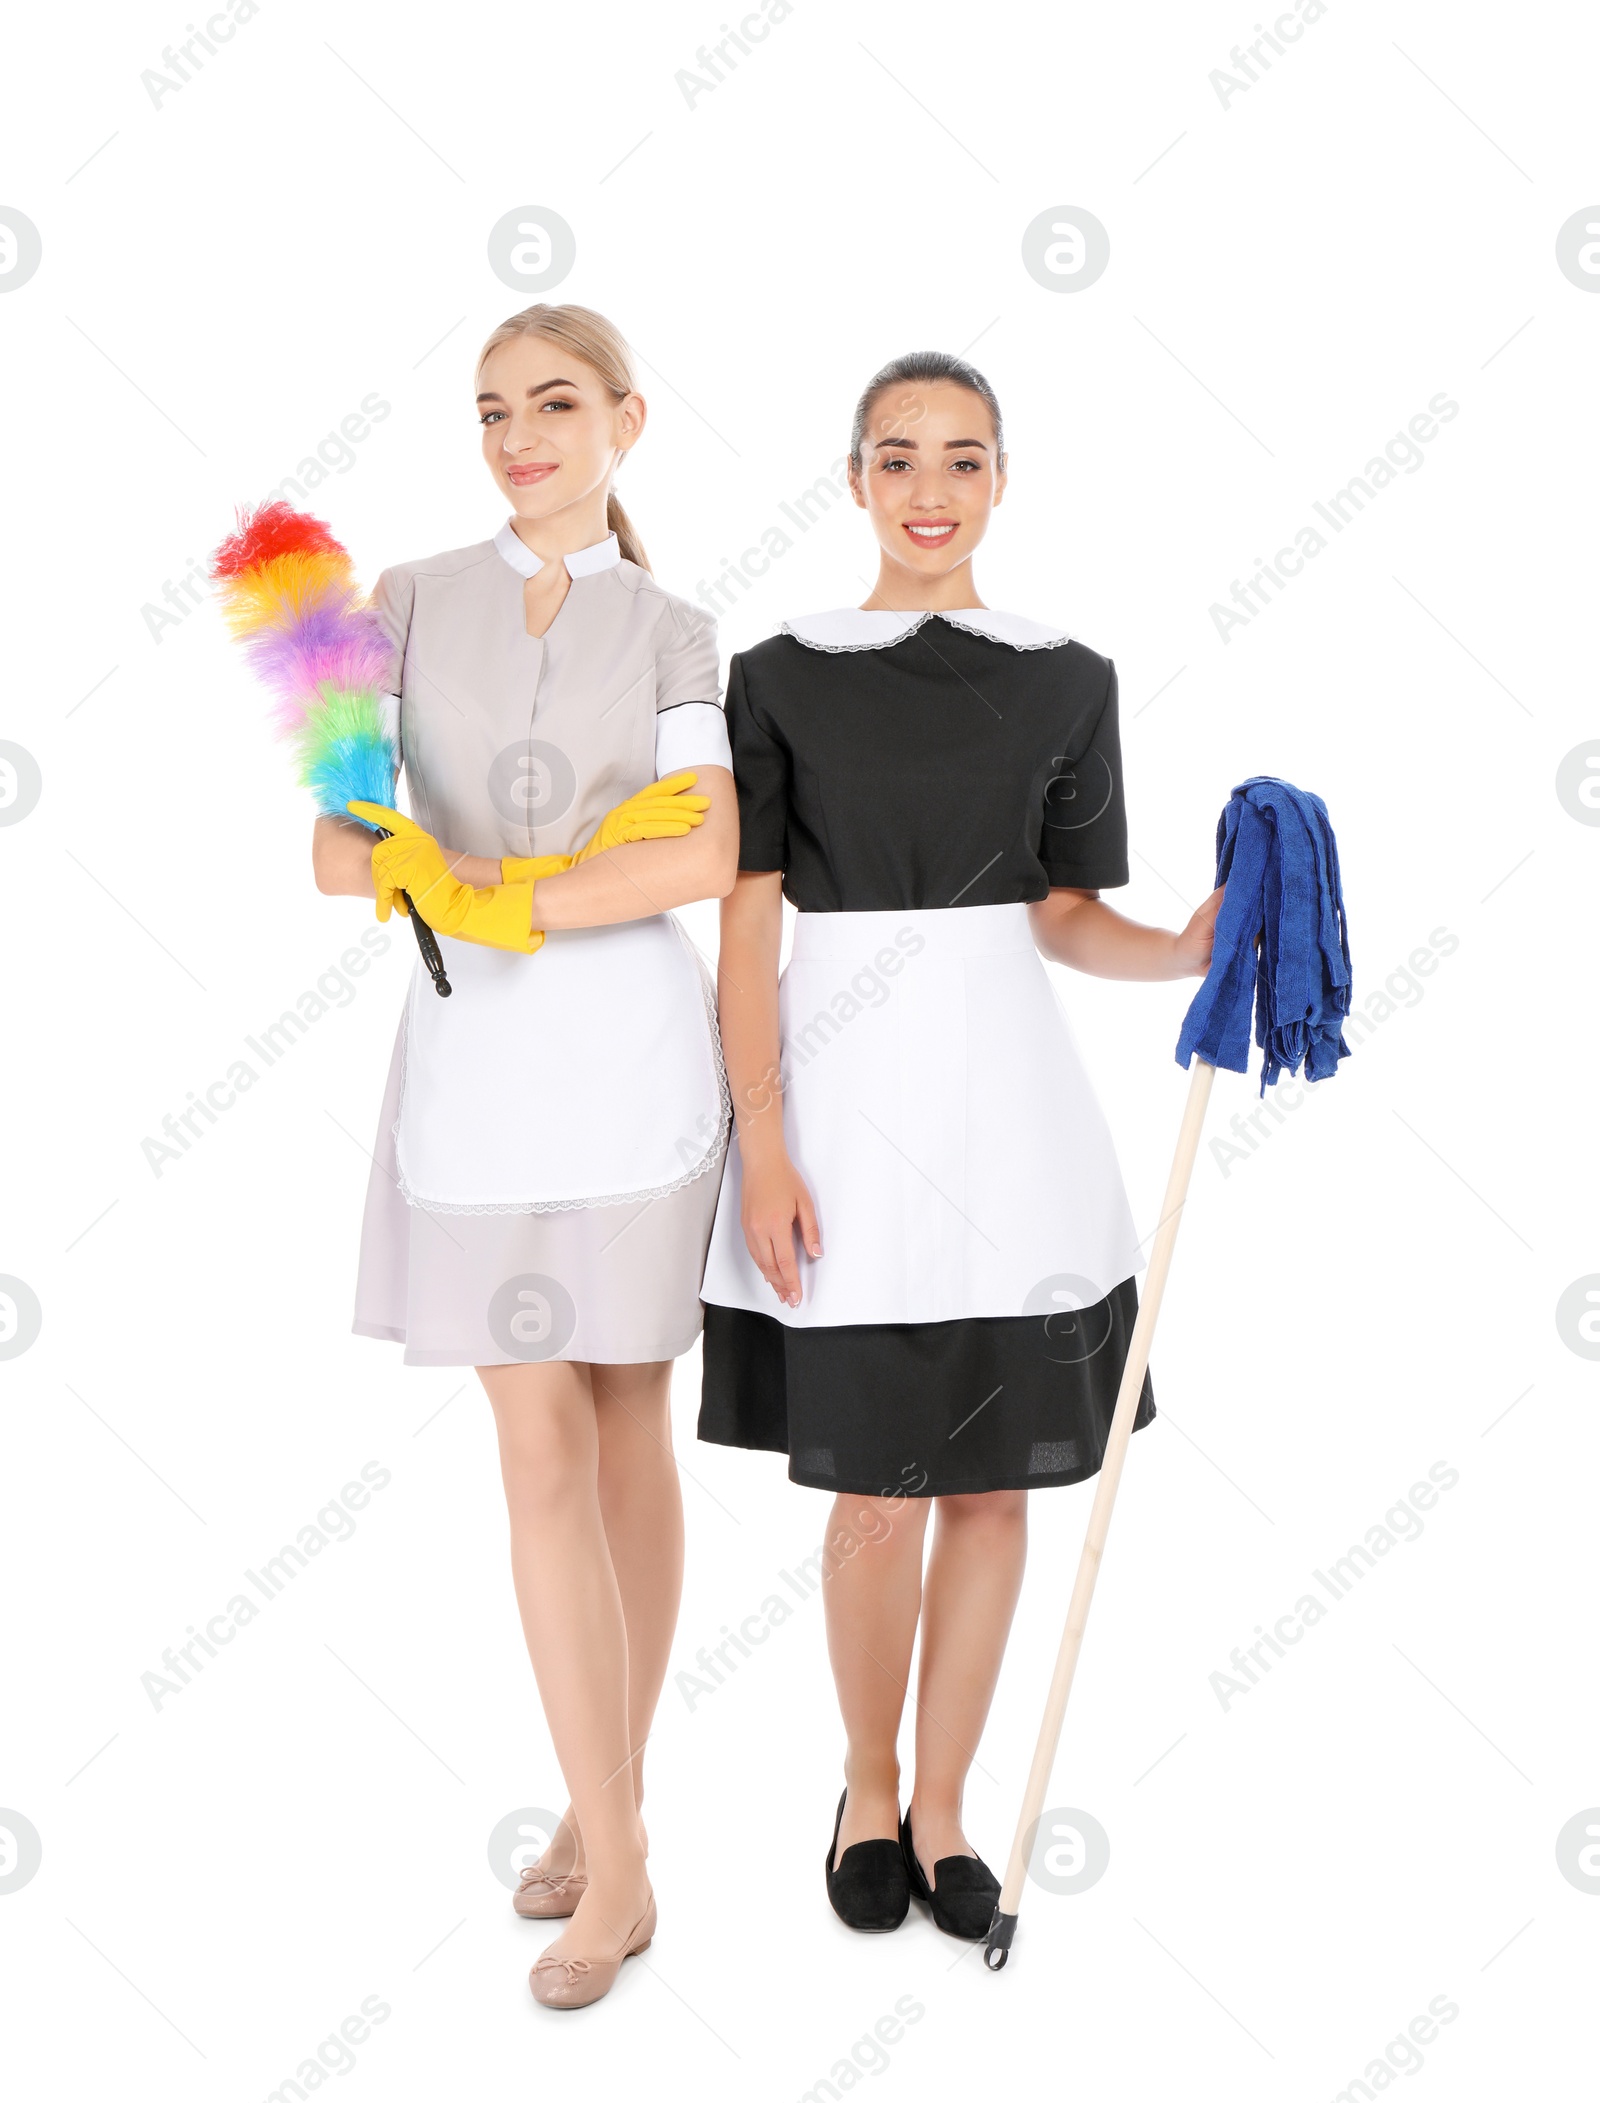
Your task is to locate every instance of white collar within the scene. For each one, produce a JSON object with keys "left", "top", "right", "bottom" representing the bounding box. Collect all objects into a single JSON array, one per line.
[
  {"left": 781, "top": 606, "right": 1071, "bottom": 653},
  {"left": 493, "top": 521, "right": 622, "bottom": 580}
]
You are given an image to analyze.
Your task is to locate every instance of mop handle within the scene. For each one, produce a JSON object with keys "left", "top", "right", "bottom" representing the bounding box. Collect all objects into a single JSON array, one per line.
[
  {"left": 986, "top": 1056, "right": 1215, "bottom": 1968},
  {"left": 371, "top": 826, "right": 452, "bottom": 998}
]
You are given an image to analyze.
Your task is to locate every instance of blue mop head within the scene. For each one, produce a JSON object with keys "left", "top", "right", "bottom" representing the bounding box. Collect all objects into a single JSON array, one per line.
[{"left": 1174, "top": 776, "right": 1352, "bottom": 1094}]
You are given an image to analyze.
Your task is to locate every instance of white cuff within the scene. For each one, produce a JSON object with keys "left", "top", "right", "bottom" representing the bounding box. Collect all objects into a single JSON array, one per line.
[{"left": 654, "top": 700, "right": 731, "bottom": 776}]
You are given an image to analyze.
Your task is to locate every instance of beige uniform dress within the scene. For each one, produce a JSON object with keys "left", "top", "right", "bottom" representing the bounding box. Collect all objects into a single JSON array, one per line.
[{"left": 352, "top": 523, "right": 731, "bottom": 1366}]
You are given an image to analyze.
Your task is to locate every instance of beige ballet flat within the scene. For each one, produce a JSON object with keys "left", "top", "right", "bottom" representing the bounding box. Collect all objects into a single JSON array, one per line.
[
  {"left": 528, "top": 1893, "right": 656, "bottom": 2011},
  {"left": 513, "top": 1863, "right": 589, "bottom": 1919},
  {"left": 512, "top": 1821, "right": 645, "bottom": 1918}
]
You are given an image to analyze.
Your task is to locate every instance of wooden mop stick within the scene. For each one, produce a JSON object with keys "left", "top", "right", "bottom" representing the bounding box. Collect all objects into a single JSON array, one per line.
[{"left": 985, "top": 1055, "right": 1217, "bottom": 1969}]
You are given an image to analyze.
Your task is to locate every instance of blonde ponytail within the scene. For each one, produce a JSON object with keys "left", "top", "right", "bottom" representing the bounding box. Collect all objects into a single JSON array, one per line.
[
  {"left": 476, "top": 303, "right": 651, "bottom": 573},
  {"left": 605, "top": 491, "right": 648, "bottom": 571}
]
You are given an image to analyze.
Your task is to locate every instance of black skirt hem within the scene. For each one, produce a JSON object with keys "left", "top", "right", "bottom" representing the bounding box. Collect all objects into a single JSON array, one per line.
[
  {"left": 694, "top": 1422, "right": 1155, "bottom": 1499},
  {"left": 697, "top": 1282, "right": 1154, "bottom": 1500}
]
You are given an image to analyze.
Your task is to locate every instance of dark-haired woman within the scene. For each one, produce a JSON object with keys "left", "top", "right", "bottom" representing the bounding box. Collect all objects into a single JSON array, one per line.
[{"left": 698, "top": 352, "right": 1220, "bottom": 1938}]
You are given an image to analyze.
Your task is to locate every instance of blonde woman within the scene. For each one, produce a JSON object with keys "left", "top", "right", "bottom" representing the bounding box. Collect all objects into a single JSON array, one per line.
[{"left": 314, "top": 305, "right": 737, "bottom": 2007}]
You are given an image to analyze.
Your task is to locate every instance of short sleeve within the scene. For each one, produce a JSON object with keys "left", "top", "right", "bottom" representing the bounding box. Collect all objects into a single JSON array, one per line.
[
  {"left": 366, "top": 566, "right": 413, "bottom": 697},
  {"left": 366, "top": 565, "right": 414, "bottom": 765},
  {"left": 726, "top": 654, "right": 789, "bottom": 872},
  {"left": 1039, "top": 657, "right": 1130, "bottom": 889},
  {"left": 654, "top": 598, "right": 721, "bottom": 711},
  {"left": 651, "top": 595, "right": 727, "bottom": 774}
]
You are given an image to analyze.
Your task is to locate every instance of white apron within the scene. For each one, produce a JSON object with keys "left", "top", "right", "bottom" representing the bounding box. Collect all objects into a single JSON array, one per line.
[
  {"left": 394, "top": 912, "right": 727, "bottom": 1213},
  {"left": 699, "top": 903, "right": 1143, "bottom": 1326}
]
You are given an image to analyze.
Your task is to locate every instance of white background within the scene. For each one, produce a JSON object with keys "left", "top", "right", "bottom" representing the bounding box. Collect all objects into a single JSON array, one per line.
[{"left": 2, "top": 1, "right": 1596, "bottom": 2096}]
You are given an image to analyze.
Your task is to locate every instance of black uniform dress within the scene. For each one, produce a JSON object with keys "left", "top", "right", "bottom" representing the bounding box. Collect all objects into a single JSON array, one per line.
[{"left": 696, "top": 607, "right": 1154, "bottom": 1498}]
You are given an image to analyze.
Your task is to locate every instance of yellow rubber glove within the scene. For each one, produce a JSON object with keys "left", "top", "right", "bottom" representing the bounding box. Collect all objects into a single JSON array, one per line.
[
  {"left": 501, "top": 852, "right": 575, "bottom": 885},
  {"left": 347, "top": 802, "right": 544, "bottom": 954},
  {"left": 571, "top": 771, "right": 710, "bottom": 864},
  {"left": 343, "top": 804, "right": 425, "bottom": 920}
]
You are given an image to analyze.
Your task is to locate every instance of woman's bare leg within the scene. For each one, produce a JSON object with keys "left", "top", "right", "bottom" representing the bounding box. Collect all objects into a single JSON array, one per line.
[
  {"left": 480, "top": 1361, "right": 651, "bottom": 1957},
  {"left": 905, "top": 1489, "right": 1028, "bottom": 1877},
  {"left": 524, "top": 1362, "right": 682, "bottom": 1877},
  {"left": 587, "top": 1362, "right": 681, "bottom": 1844},
  {"left": 821, "top": 1492, "right": 933, "bottom": 1853}
]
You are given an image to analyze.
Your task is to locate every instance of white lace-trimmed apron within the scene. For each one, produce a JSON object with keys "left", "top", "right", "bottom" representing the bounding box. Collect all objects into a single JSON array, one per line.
[
  {"left": 699, "top": 902, "right": 1144, "bottom": 1327},
  {"left": 394, "top": 913, "right": 728, "bottom": 1213}
]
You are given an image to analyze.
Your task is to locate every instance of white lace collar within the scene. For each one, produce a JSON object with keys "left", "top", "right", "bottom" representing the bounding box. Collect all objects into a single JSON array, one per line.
[
  {"left": 493, "top": 521, "right": 621, "bottom": 580},
  {"left": 781, "top": 605, "right": 1071, "bottom": 652}
]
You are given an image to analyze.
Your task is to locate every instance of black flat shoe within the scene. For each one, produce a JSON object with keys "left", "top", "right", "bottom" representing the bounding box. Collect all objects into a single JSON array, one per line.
[
  {"left": 900, "top": 1810, "right": 1001, "bottom": 1940},
  {"left": 825, "top": 1790, "right": 910, "bottom": 1932}
]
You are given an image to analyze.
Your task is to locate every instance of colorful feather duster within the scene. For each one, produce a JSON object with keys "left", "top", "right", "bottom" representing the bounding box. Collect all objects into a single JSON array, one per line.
[{"left": 210, "top": 500, "right": 451, "bottom": 995}]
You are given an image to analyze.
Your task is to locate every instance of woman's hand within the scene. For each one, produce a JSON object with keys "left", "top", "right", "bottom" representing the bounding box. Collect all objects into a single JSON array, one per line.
[
  {"left": 1174, "top": 885, "right": 1224, "bottom": 977},
  {"left": 529, "top": 764, "right": 738, "bottom": 930},
  {"left": 346, "top": 803, "right": 450, "bottom": 922},
  {"left": 345, "top": 801, "right": 547, "bottom": 953},
  {"left": 312, "top": 813, "right": 509, "bottom": 901},
  {"left": 1029, "top": 882, "right": 1226, "bottom": 980},
  {"left": 572, "top": 771, "right": 711, "bottom": 863},
  {"left": 740, "top": 1144, "right": 821, "bottom": 1310}
]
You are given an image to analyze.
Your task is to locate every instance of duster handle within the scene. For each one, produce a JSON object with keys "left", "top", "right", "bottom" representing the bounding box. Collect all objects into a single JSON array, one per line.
[
  {"left": 403, "top": 896, "right": 453, "bottom": 998},
  {"left": 985, "top": 1055, "right": 1215, "bottom": 1969},
  {"left": 372, "top": 826, "right": 452, "bottom": 998}
]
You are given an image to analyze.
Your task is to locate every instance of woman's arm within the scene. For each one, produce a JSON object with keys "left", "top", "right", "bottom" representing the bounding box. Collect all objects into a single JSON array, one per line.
[
  {"left": 310, "top": 766, "right": 740, "bottom": 920},
  {"left": 533, "top": 765, "right": 738, "bottom": 928},
  {"left": 1029, "top": 885, "right": 1221, "bottom": 979},
  {"left": 313, "top": 815, "right": 379, "bottom": 897},
  {"left": 718, "top": 869, "right": 818, "bottom": 1308}
]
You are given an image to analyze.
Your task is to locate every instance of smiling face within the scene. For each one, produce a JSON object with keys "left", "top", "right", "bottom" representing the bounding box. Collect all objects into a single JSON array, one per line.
[
  {"left": 849, "top": 379, "right": 1006, "bottom": 586},
  {"left": 476, "top": 332, "right": 645, "bottom": 528}
]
